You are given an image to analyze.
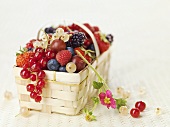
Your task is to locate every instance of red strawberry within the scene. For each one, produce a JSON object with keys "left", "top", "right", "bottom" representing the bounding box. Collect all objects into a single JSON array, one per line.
[
  {"left": 74, "top": 47, "right": 92, "bottom": 63},
  {"left": 93, "top": 26, "right": 100, "bottom": 32},
  {"left": 83, "top": 23, "right": 95, "bottom": 33},
  {"left": 84, "top": 39, "right": 92, "bottom": 48},
  {"left": 94, "top": 32, "right": 110, "bottom": 54},
  {"left": 56, "top": 50, "right": 72, "bottom": 66}
]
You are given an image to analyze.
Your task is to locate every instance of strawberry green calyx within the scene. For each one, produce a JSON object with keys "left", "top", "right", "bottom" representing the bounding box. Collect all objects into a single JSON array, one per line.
[{"left": 99, "top": 33, "right": 109, "bottom": 43}]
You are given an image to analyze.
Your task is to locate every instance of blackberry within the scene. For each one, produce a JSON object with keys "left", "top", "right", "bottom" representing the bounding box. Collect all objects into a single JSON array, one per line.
[
  {"left": 106, "top": 34, "right": 114, "bottom": 43},
  {"left": 71, "top": 32, "right": 86, "bottom": 48}
]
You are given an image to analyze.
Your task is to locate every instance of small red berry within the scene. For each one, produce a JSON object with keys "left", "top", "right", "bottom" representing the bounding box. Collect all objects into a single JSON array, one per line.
[
  {"left": 22, "top": 63, "right": 30, "bottom": 69},
  {"left": 30, "top": 63, "right": 41, "bottom": 72},
  {"left": 36, "top": 87, "right": 42, "bottom": 95},
  {"left": 34, "top": 52, "right": 43, "bottom": 61},
  {"left": 37, "top": 79, "right": 45, "bottom": 88},
  {"left": 20, "top": 69, "right": 30, "bottom": 79},
  {"left": 39, "top": 58, "right": 48, "bottom": 69},
  {"left": 35, "top": 96, "right": 42, "bottom": 102},
  {"left": 37, "top": 70, "right": 46, "bottom": 79},
  {"left": 30, "top": 74, "right": 36, "bottom": 81},
  {"left": 26, "top": 84, "right": 35, "bottom": 92},
  {"left": 130, "top": 108, "right": 140, "bottom": 118},
  {"left": 30, "top": 91, "right": 38, "bottom": 99},
  {"left": 45, "top": 50, "right": 56, "bottom": 60},
  {"left": 135, "top": 101, "right": 146, "bottom": 112},
  {"left": 35, "top": 47, "right": 44, "bottom": 53}
]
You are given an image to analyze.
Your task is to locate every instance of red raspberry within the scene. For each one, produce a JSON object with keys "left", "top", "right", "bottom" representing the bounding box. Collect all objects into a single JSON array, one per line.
[{"left": 56, "top": 50, "right": 72, "bottom": 66}]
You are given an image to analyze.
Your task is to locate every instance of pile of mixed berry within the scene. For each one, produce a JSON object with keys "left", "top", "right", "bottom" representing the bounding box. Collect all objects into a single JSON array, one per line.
[{"left": 16, "top": 23, "right": 114, "bottom": 102}]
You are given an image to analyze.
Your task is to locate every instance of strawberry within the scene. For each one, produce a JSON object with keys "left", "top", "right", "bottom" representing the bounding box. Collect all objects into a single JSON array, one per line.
[
  {"left": 84, "top": 38, "right": 92, "bottom": 48},
  {"left": 83, "top": 23, "right": 95, "bottom": 33},
  {"left": 93, "top": 26, "right": 100, "bottom": 32},
  {"left": 74, "top": 47, "right": 93, "bottom": 63},
  {"left": 94, "top": 32, "right": 110, "bottom": 54},
  {"left": 56, "top": 50, "right": 72, "bottom": 66}
]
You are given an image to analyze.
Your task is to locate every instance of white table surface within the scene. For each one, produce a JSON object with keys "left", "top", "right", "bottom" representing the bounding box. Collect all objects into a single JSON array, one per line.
[{"left": 0, "top": 0, "right": 170, "bottom": 127}]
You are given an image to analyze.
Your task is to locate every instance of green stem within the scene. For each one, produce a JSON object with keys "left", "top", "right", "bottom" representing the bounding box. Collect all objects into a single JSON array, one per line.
[
  {"left": 76, "top": 51, "right": 105, "bottom": 84},
  {"left": 91, "top": 103, "right": 98, "bottom": 112}
]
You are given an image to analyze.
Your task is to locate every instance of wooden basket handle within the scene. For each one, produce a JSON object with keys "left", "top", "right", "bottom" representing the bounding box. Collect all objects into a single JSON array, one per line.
[{"left": 37, "top": 21, "right": 100, "bottom": 57}]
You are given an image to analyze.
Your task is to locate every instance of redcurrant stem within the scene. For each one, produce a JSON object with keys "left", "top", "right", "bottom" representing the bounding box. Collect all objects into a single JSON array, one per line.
[{"left": 76, "top": 51, "right": 109, "bottom": 90}]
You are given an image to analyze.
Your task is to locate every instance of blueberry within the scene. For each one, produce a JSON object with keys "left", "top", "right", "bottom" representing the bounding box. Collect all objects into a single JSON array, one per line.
[
  {"left": 67, "top": 47, "right": 75, "bottom": 56},
  {"left": 88, "top": 44, "right": 95, "bottom": 51},
  {"left": 59, "top": 66, "right": 66, "bottom": 72},
  {"left": 45, "top": 28, "right": 50, "bottom": 34},
  {"left": 27, "top": 47, "right": 33, "bottom": 51},
  {"left": 47, "top": 59, "right": 60, "bottom": 71},
  {"left": 45, "top": 27, "right": 55, "bottom": 34},
  {"left": 49, "top": 27, "right": 55, "bottom": 33}
]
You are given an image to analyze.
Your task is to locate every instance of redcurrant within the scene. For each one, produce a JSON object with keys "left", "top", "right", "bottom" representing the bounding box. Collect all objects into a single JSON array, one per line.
[
  {"left": 130, "top": 108, "right": 140, "bottom": 118},
  {"left": 26, "top": 84, "right": 35, "bottom": 92},
  {"left": 39, "top": 58, "right": 48, "bottom": 69},
  {"left": 20, "top": 69, "right": 30, "bottom": 79},
  {"left": 135, "top": 101, "right": 146, "bottom": 112},
  {"left": 30, "top": 63, "right": 41, "bottom": 72},
  {"left": 36, "top": 87, "right": 42, "bottom": 95},
  {"left": 37, "top": 79, "right": 45, "bottom": 88},
  {"left": 30, "top": 91, "right": 38, "bottom": 99},
  {"left": 34, "top": 52, "right": 43, "bottom": 61},
  {"left": 30, "top": 74, "right": 36, "bottom": 81},
  {"left": 22, "top": 63, "right": 30, "bottom": 69},
  {"left": 45, "top": 50, "right": 56, "bottom": 59},
  {"left": 37, "top": 70, "right": 46, "bottom": 79},
  {"left": 35, "top": 96, "right": 42, "bottom": 102}
]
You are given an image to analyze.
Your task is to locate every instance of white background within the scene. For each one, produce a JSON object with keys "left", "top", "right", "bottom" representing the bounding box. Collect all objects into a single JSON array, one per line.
[{"left": 0, "top": 0, "right": 170, "bottom": 127}]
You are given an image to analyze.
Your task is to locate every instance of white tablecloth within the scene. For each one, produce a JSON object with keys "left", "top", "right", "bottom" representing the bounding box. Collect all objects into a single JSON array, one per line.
[{"left": 0, "top": 0, "right": 170, "bottom": 126}]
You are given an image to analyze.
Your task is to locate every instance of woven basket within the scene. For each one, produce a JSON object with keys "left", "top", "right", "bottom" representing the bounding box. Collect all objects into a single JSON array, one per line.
[{"left": 14, "top": 22, "right": 111, "bottom": 115}]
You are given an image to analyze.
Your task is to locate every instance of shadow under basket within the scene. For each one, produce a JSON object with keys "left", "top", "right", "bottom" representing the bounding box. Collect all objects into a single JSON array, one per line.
[{"left": 13, "top": 47, "right": 111, "bottom": 115}]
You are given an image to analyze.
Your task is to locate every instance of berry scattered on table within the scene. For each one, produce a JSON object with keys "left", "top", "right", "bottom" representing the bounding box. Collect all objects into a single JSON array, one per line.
[
  {"left": 135, "top": 101, "right": 146, "bottom": 112},
  {"left": 130, "top": 108, "right": 140, "bottom": 118}
]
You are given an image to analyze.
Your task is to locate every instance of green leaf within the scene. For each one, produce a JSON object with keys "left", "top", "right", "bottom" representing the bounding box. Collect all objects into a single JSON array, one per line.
[
  {"left": 92, "top": 81, "right": 103, "bottom": 89},
  {"left": 92, "top": 97, "right": 99, "bottom": 104},
  {"left": 115, "top": 98, "right": 127, "bottom": 110}
]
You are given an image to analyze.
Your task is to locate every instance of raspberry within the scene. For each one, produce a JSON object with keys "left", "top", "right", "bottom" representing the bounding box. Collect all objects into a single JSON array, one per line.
[
  {"left": 16, "top": 51, "right": 35, "bottom": 67},
  {"left": 56, "top": 50, "right": 72, "bottom": 66},
  {"left": 70, "top": 32, "right": 86, "bottom": 48}
]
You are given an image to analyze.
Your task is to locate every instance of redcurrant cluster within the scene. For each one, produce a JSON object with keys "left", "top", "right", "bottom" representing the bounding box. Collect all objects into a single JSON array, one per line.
[{"left": 20, "top": 47, "right": 56, "bottom": 102}]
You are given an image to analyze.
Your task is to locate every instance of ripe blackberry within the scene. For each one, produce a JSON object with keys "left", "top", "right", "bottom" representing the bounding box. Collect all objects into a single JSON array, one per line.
[
  {"left": 71, "top": 32, "right": 86, "bottom": 48},
  {"left": 106, "top": 34, "right": 114, "bottom": 43}
]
